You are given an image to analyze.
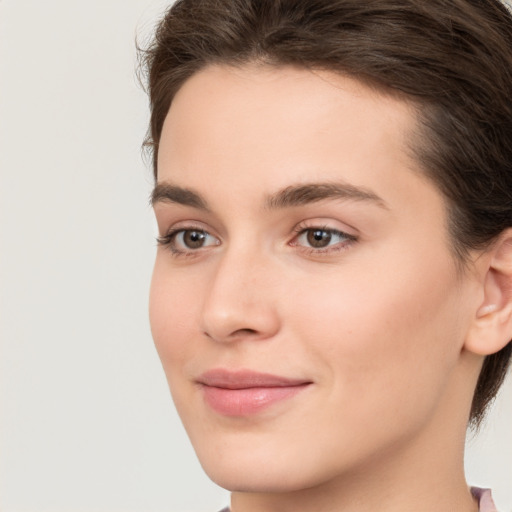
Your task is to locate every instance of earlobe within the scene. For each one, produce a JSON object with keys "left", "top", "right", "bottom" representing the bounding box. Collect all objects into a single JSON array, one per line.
[{"left": 465, "top": 230, "right": 512, "bottom": 356}]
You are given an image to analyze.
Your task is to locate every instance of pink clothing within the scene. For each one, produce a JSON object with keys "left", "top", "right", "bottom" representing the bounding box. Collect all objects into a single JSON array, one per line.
[
  {"left": 472, "top": 487, "right": 499, "bottom": 512},
  {"left": 219, "top": 488, "right": 499, "bottom": 511}
]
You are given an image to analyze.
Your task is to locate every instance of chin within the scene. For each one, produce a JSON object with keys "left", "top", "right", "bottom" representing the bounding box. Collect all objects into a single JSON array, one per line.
[
  {"left": 201, "top": 460, "right": 312, "bottom": 494},
  {"left": 195, "top": 444, "right": 285, "bottom": 491},
  {"left": 192, "top": 433, "right": 343, "bottom": 494}
]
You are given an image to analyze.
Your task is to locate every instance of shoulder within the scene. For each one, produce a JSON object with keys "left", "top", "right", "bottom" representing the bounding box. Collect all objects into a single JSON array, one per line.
[
  {"left": 471, "top": 487, "right": 499, "bottom": 512},
  {"left": 218, "top": 491, "right": 499, "bottom": 512}
]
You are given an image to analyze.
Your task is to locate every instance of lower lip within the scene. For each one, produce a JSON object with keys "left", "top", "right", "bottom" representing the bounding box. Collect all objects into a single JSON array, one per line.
[{"left": 201, "top": 384, "right": 309, "bottom": 416}]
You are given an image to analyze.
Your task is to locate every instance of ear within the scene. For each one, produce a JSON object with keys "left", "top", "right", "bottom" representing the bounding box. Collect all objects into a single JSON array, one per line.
[{"left": 464, "top": 229, "right": 512, "bottom": 356}]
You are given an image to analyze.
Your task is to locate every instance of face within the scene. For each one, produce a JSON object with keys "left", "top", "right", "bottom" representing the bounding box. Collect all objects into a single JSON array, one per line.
[{"left": 150, "top": 65, "right": 478, "bottom": 493}]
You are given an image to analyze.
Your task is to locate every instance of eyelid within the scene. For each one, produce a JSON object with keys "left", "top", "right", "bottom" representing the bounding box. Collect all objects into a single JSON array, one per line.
[
  {"left": 156, "top": 222, "right": 221, "bottom": 256},
  {"left": 156, "top": 219, "right": 358, "bottom": 258},
  {"left": 157, "top": 228, "right": 218, "bottom": 245},
  {"left": 289, "top": 221, "right": 358, "bottom": 255},
  {"left": 292, "top": 219, "right": 358, "bottom": 239}
]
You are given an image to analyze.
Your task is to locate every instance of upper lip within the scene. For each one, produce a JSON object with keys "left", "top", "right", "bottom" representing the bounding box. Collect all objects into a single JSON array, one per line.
[{"left": 197, "top": 369, "right": 312, "bottom": 389}]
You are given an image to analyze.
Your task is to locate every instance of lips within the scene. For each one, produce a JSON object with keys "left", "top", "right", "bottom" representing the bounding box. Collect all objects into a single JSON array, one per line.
[{"left": 197, "top": 369, "right": 312, "bottom": 416}]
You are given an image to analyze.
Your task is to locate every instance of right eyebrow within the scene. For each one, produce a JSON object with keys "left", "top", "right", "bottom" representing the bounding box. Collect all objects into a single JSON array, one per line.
[{"left": 150, "top": 183, "right": 210, "bottom": 211}]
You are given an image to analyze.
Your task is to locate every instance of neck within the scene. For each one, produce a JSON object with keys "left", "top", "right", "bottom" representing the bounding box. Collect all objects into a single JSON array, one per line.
[{"left": 230, "top": 437, "right": 478, "bottom": 512}]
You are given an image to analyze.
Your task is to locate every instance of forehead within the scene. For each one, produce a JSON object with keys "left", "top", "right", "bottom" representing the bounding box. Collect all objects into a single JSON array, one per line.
[{"left": 157, "top": 64, "right": 427, "bottom": 208}]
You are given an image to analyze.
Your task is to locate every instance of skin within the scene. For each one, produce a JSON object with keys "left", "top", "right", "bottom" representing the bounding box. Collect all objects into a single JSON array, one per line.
[{"left": 149, "top": 64, "right": 490, "bottom": 512}]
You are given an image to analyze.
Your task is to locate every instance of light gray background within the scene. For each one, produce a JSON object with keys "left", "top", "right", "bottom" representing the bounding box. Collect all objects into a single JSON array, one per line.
[{"left": 0, "top": 1, "right": 510, "bottom": 511}]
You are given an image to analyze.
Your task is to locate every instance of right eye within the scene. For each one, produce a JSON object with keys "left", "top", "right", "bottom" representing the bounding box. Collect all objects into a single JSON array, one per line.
[{"left": 157, "top": 228, "right": 220, "bottom": 254}]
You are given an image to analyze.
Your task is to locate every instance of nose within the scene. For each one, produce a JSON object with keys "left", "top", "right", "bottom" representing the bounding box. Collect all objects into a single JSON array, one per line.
[{"left": 199, "top": 248, "right": 281, "bottom": 343}]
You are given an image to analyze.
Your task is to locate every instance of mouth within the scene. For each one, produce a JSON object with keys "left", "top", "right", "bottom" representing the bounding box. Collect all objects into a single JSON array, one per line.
[{"left": 197, "top": 369, "right": 312, "bottom": 417}]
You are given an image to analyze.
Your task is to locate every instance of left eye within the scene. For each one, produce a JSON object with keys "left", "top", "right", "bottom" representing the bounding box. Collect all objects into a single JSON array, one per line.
[
  {"left": 172, "top": 229, "right": 219, "bottom": 250},
  {"left": 296, "top": 228, "right": 352, "bottom": 249}
]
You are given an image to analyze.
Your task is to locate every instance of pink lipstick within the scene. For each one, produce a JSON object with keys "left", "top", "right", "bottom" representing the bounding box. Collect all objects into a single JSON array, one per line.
[{"left": 198, "top": 369, "right": 311, "bottom": 416}]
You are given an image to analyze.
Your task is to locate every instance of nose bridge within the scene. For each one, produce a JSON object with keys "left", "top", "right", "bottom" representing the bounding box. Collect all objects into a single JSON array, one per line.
[{"left": 200, "top": 241, "right": 279, "bottom": 342}]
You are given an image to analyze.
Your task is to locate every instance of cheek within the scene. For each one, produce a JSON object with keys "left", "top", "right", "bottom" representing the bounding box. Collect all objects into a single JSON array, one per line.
[
  {"left": 149, "top": 258, "right": 198, "bottom": 366},
  {"left": 288, "top": 249, "right": 465, "bottom": 417}
]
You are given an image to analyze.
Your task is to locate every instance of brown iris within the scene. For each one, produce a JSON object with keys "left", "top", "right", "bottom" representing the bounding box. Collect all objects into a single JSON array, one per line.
[
  {"left": 183, "top": 230, "right": 207, "bottom": 249},
  {"left": 307, "top": 229, "right": 332, "bottom": 248}
]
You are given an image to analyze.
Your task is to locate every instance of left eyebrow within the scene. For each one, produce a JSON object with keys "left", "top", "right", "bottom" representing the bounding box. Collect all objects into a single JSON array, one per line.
[{"left": 264, "top": 182, "right": 389, "bottom": 210}]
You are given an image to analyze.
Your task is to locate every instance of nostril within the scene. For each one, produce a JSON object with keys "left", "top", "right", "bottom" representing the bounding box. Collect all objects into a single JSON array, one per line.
[
  {"left": 233, "top": 328, "right": 259, "bottom": 336},
  {"left": 203, "top": 327, "right": 260, "bottom": 342},
  {"left": 200, "top": 279, "right": 281, "bottom": 342}
]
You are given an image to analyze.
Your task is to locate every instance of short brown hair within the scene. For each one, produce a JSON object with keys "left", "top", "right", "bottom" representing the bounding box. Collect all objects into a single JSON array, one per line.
[{"left": 141, "top": 0, "right": 512, "bottom": 426}]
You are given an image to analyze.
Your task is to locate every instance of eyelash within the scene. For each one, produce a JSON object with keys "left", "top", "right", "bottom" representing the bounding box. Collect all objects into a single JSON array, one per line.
[
  {"left": 156, "top": 226, "right": 217, "bottom": 257},
  {"left": 156, "top": 225, "right": 357, "bottom": 258},
  {"left": 291, "top": 224, "right": 357, "bottom": 255}
]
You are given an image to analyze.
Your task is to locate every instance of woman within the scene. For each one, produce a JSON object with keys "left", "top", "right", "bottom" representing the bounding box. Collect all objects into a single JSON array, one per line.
[{"left": 142, "top": 1, "right": 512, "bottom": 510}]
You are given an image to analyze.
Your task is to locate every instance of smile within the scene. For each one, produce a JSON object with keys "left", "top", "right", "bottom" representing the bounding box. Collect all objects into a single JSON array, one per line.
[{"left": 197, "top": 369, "right": 312, "bottom": 417}]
